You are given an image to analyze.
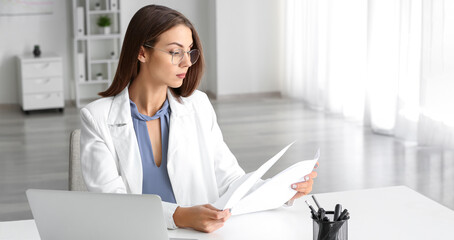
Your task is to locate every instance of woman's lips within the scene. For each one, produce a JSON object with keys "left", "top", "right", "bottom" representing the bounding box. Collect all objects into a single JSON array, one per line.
[{"left": 176, "top": 73, "right": 186, "bottom": 78}]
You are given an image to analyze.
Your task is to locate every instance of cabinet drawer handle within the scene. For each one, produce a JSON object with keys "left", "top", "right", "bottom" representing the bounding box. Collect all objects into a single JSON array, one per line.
[
  {"left": 35, "top": 79, "right": 51, "bottom": 84},
  {"left": 35, "top": 63, "right": 51, "bottom": 69},
  {"left": 35, "top": 94, "right": 51, "bottom": 100}
]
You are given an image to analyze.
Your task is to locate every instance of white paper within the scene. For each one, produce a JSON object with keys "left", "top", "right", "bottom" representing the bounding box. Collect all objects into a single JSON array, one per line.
[
  {"left": 212, "top": 142, "right": 295, "bottom": 210},
  {"left": 231, "top": 149, "right": 319, "bottom": 215}
]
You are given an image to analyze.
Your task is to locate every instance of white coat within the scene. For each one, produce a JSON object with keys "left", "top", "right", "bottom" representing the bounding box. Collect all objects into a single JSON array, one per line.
[{"left": 80, "top": 87, "right": 246, "bottom": 229}]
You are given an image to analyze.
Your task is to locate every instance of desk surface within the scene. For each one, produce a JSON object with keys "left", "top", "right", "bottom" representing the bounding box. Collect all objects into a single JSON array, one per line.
[{"left": 1, "top": 186, "right": 453, "bottom": 240}]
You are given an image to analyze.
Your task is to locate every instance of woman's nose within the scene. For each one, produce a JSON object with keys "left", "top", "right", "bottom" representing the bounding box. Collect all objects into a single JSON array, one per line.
[{"left": 179, "top": 52, "right": 192, "bottom": 68}]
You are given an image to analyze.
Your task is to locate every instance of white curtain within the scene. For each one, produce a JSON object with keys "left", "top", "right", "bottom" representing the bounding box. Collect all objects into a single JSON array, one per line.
[{"left": 284, "top": 0, "right": 454, "bottom": 148}]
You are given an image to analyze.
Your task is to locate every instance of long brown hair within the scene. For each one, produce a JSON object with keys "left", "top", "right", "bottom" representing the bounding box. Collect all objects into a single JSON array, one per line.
[{"left": 99, "top": 5, "right": 205, "bottom": 98}]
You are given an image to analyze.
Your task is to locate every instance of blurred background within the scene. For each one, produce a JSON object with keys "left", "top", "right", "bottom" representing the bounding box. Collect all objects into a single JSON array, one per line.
[{"left": 0, "top": 0, "right": 453, "bottom": 221}]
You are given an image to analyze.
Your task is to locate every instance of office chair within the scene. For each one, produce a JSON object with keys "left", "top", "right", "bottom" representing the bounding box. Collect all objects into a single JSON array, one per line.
[{"left": 69, "top": 129, "right": 88, "bottom": 191}]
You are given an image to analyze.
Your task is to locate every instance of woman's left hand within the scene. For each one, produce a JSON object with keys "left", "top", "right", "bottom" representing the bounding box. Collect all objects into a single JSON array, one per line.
[{"left": 289, "top": 162, "right": 319, "bottom": 201}]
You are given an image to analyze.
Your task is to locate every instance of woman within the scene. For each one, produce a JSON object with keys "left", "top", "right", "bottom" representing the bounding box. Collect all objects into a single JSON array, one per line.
[{"left": 80, "top": 5, "right": 317, "bottom": 233}]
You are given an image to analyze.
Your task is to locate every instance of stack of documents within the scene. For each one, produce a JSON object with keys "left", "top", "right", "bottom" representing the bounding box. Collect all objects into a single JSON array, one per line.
[{"left": 213, "top": 142, "right": 320, "bottom": 215}]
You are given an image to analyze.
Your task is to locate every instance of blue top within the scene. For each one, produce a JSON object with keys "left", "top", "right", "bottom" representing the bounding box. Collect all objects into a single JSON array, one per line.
[{"left": 130, "top": 99, "right": 176, "bottom": 203}]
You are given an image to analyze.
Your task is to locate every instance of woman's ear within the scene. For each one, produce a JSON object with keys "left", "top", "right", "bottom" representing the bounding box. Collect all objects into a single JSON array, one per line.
[{"left": 138, "top": 46, "right": 147, "bottom": 63}]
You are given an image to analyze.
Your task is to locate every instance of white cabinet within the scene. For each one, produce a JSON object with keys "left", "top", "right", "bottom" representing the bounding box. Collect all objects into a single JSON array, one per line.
[
  {"left": 72, "top": 0, "right": 121, "bottom": 107},
  {"left": 17, "top": 53, "right": 64, "bottom": 113}
]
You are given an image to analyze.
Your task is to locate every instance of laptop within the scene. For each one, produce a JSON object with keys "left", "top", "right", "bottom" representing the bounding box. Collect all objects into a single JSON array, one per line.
[{"left": 26, "top": 189, "right": 196, "bottom": 240}]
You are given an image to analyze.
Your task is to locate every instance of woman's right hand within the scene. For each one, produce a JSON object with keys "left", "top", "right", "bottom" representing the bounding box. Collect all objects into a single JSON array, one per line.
[{"left": 173, "top": 204, "right": 231, "bottom": 233}]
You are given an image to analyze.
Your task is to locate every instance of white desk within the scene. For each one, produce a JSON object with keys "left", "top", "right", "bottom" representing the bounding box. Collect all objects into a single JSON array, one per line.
[{"left": 1, "top": 186, "right": 453, "bottom": 240}]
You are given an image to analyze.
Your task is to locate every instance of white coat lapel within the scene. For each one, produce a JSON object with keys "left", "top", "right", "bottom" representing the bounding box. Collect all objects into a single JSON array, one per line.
[
  {"left": 166, "top": 89, "right": 193, "bottom": 202},
  {"left": 166, "top": 89, "right": 190, "bottom": 160},
  {"left": 107, "top": 87, "right": 142, "bottom": 194}
]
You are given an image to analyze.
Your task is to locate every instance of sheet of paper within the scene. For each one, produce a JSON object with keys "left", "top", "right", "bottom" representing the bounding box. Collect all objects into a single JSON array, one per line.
[
  {"left": 231, "top": 149, "right": 320, "bottom": 215},
  {"left": 212, "top": 142, "right": 296, "bottom": 210}
]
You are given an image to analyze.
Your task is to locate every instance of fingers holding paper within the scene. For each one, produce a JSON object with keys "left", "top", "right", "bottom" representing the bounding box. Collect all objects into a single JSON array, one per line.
[
  {"left": 173, "top": 204, "right": 231, "bottom": 233},
  {"left": 289, "top": 168, "right": 318, "bottom": 201}
]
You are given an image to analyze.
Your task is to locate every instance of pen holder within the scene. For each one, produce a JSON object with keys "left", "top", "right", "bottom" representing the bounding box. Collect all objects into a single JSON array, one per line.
[{"left": 313, "top": 211, "right": 348, "bottom": 240}]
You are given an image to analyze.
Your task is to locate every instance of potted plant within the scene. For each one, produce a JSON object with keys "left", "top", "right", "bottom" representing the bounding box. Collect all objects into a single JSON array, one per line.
[
  {"left": 97, "top": 15, "right": 111, "bottom": 34},
  {"left": 94, "top": 2, "right": 101, "bottom": 11},
  {"left": 96, "top": 73, "right": 103, "bottom": 80}
]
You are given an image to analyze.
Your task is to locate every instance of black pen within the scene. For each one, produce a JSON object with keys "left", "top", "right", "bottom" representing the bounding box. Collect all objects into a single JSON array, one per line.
[
  {"left": 305, "top": 200, "right": 319, "bottom": 220},
  {"left": 318, "top": 208, "right": 329, "bottom": 221},
  {"left": 334, "top": 204, "right": 342, "bottom": 221},
  {"left": 319, "top": 209, "right": 325, "bottom": 219},
  {"left": 311, "top": 195, "right": 322, "bottom": 210},
  {"left": 340, "top": 212, "right": 350, "bottom": 221},
  {"left": 337, "top": 209, "right": 349, "bottom": 221},
  {"left": 311, "top": 195, "right": 328, "bottom": 221}
]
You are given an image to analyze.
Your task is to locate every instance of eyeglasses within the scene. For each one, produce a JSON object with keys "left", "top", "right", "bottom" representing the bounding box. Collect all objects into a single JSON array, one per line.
[{"left": 143, "top": 43, "right": 200, "bottom": 65}]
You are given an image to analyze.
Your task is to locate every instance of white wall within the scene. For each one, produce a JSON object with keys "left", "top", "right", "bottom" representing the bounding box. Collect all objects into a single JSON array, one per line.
[
  {"left": 206, "top": 0, "right": 218, "bottom": 95},
  {"left": 0, "top": 1, "right": 73, "bottom": 104},
  {"left": 215, "top": 0, "right": 285, "bottom": 96}
]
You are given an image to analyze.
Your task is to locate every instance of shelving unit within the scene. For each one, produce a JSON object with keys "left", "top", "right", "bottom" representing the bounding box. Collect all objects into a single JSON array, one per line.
[{"left": 72, "top": 0, "right": 121, "bottom": 107}]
